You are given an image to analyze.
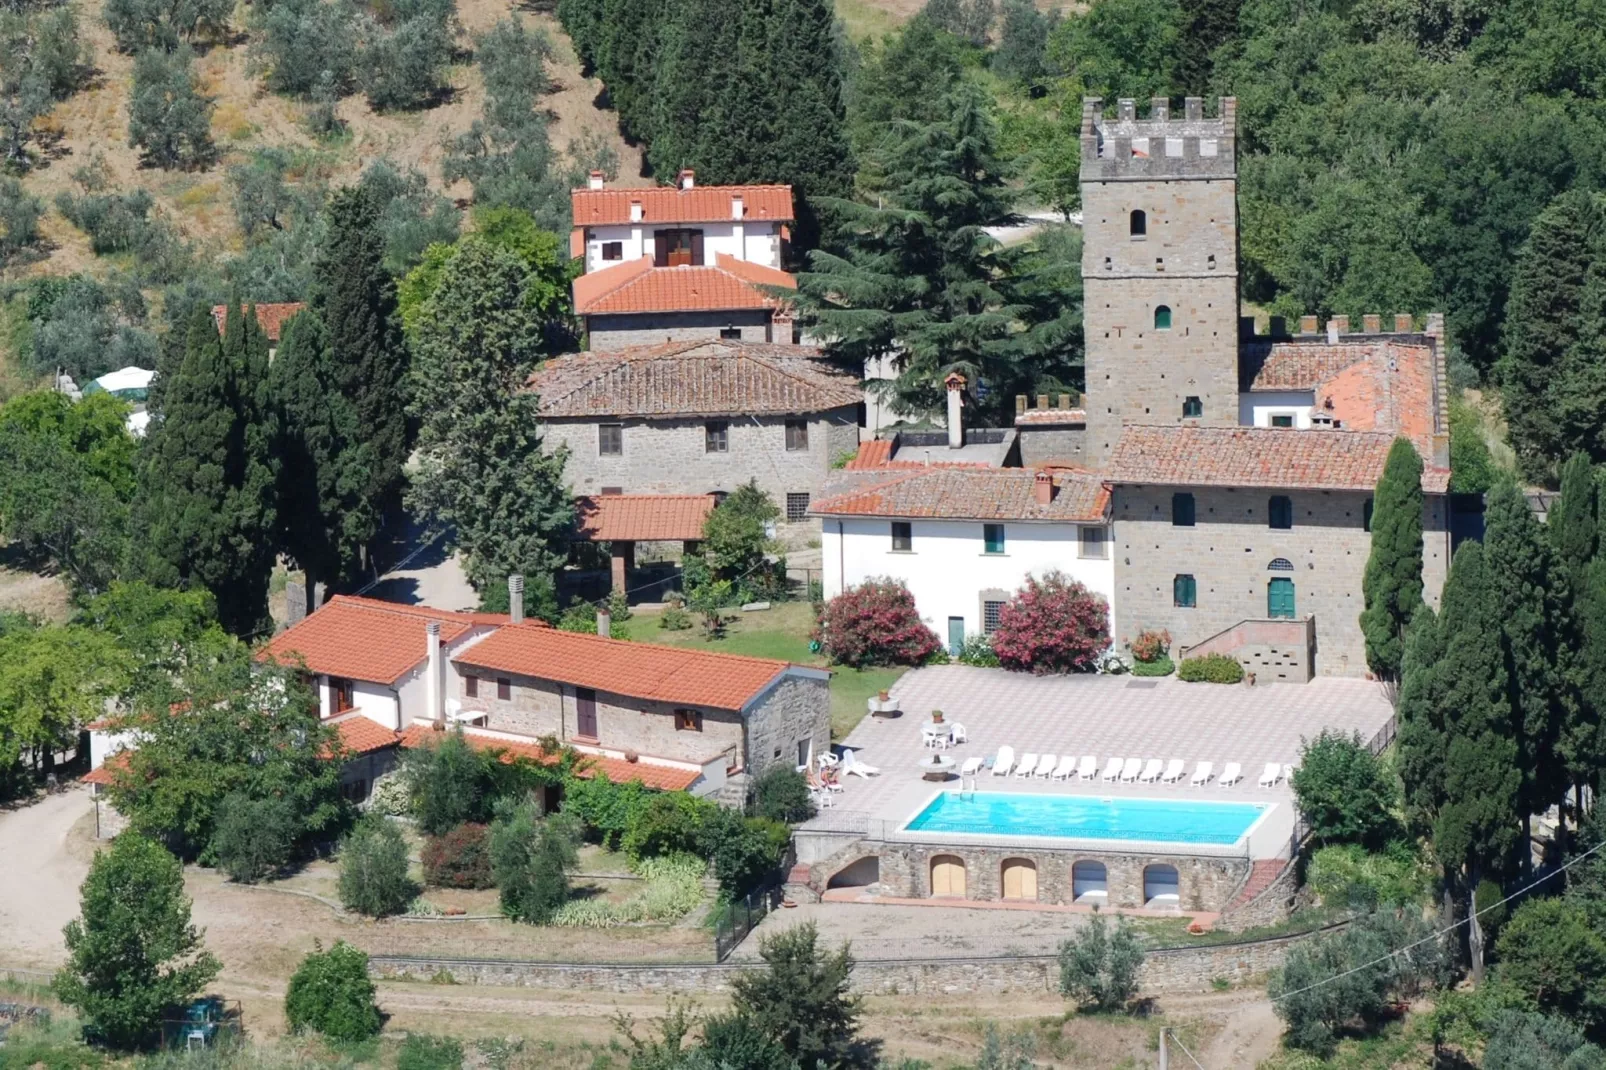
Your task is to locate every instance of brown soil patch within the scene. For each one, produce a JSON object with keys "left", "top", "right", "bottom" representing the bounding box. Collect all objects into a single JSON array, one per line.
[{"left": 0, "top": 560, "right": 71, "bottom": 623}]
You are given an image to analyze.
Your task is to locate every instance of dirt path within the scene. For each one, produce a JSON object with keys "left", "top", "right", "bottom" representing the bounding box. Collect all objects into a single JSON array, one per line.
[
  {"left": 1168, "top": 990, "right": 1285, "bottom": 1068},
  {"left": 0, "top": 786, "right": 93, "bottom": 969}
]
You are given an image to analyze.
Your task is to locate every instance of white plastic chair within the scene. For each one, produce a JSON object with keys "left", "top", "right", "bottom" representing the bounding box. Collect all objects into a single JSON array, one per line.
[
  {"left": 1119, "top": 757, "right": 1143, "bottom": 782},
  {"left": 959, "top": 755, "right": 983, "bottom": 777},
  {"left": 991, "top": 746, "right": 1016, "bottom": 776},
  {"left": 1138, "top": 758, "right": 1163, "bottom": 782},
  {"left": 1160, "top": 758, "right": 1185, "bottom": 783},
  {"left": 812, "top": 788, "right": 835, "bottom": 809},
  {"left": 1050, "top": 755, "right": 1077, "bottom": 780},
  {"left": 1101, "top": 757, "right": 1124, "bottom": 782},
  {"left": 1189, "top": 761, "right": 1214, "bottom": 786},
  {"left": 1015, "top": 753, "right": 1040, "bottom": 778},
  {"left": 1219, "top": 762, "right": 1243, "bottom": 786},
  {"left": 1077, "top": 755, "right": 1097, "bottom": 780},
  {"left": 1258, "top": 762, "right": 1281, "bottom": 788},
  {"left": 949, "top": 723, "right": 968, "bottom": 745}
]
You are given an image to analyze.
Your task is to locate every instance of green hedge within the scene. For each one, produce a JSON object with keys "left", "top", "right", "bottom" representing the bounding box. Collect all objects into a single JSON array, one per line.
[
  {"left": 1177, "top": 653, "right": 1244, "bottom": 683},
  {"left": 1131, "top": 654, "right": 1174, "bottom": 677}
]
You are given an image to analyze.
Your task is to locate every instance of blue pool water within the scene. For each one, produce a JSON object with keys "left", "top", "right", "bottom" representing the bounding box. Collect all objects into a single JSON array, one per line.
[{"left": 903, "top": 792, "right": 1269, "bottom": 846}]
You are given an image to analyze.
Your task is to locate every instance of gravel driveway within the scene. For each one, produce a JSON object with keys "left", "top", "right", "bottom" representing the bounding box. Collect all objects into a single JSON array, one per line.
[{"left": 0, "top": 786, "right": 92, "bottom": 969}]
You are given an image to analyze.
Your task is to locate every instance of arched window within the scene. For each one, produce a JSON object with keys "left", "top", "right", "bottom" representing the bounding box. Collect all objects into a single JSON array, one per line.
[
  {"left": 930, "top": 855, "right": 966, "bottom": 897},
  {"left": 1001, "top": 859, "right": 1038, "bottom": 901},
  {"left": 1143, "top": 863, "right": 1180, "bottom": 907},
  {"left": 1072, "top": 861, "right": 1108, "bottom": 903},
  {"left": 1267, "top": 557, "right": 1294, "bottom": 571},
  {"left": 1129, "top": 209, "right": 1147, "bottom": 237},
  {"left": 1181, "top": 395, "right": 1202, "bottom": 418},
  {"left": 1154, "top": 305, "right": 1172, "bottom": 330}
]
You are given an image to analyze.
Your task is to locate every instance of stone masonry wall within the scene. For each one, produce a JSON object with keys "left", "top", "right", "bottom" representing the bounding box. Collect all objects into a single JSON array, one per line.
[
  {"left": 744, "top": 674, "right": 831, "bottom": 778},
  {"left": 876, "top": 842, "right": 1249, "bottom": 912},
  {"left": 1017, "top": 426, "right": 1088, "bottom": 466},
  {"left": 586, "top": 310, "right": 773, "bottom": 352},
  {"left": 1113, "top": 485, "right": 1450, "bottom": 676}
]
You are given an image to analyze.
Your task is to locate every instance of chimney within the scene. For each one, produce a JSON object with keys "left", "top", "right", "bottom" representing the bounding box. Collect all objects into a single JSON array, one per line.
[
  {"left": 588, "top": 170, "right": 604, "bottom": 191},
  {"left": 731, "top": 196, "right": 744, "bottom": 220},
  {"left": 597, "top": 607, "right": 611, "bottom": 639},
  {"left": 678, "top": 169, "right": 695, "bottom": 190},
  {"left": 425, "top": 621, "right": 443, "bottom": 724},
  {"left": 508, "top": 574, "right": 524, "bottom": 624},
  {"left": 1015, "top": 394, "right": 1026, "bottom": 415},
  {"left": 1299, "top": 315, "right": 1318, "bottom": 334},
  {"left": 1395, "top": 313, "right": 1414, "bottom": 333},
  {"left": 944, "top": 373, "right": 965, "bottom": 449},
  {"left": 629, "top": 200, "right": 642, "bottom": 222},
  {"left": 1033, "top": 470, "right": 1054, "bottom": 505}
]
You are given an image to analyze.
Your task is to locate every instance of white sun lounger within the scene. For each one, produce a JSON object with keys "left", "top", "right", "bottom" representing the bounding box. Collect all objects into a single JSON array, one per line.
[
  {"left": 991, "top": 746, "right": 1015, "bottom": 776},
  {"left": 1101, "top": 757, "right": 1124, "bottom": 782},
  {"left": 1076, "top": 755, "right": 1097, "bottom": 780},
  {"left": 1219, "top": 762, "right": 1243, "bottom": 786},
  {"left": 1119, "top": 757, "right": 1143, "bottom": 782},
  {"left": 1138, "top": 758, "right": 1164, "bottom": 782},
  {"left": 959, "top": 756, "right": 983, "bottom": 777},
  {"left": 841, "top": 750, "right": 880, "bottom": 778},
  {"left": 1035, "top": 754, "right": 1058, "bottom": 778},
  {"left": 1015, "top": 753, "right": 1040, "bottom": 777},
  {"left": 1258, "top": 762, "right": 1281, "bottom": 788},
  {"left": 1189, "top": 761, "right": 1214, "bottom": 786},
  {"left": 1051, "top": 755, "right": 1077, "bottom": 780},
  {"left": 1160, "top": 758, "right": 1186, "bottom": 783}
]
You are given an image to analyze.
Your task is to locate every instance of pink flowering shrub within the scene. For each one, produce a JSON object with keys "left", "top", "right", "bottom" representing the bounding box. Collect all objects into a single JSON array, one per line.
[
  {"left": 992, "top": 570, "right": 1111, "bottom": 674},
  {"left": 814, "top": 578, "right": 942, "bottom": 668},
  {"left": 1128, "top": 628, "right": 1171, "bottom": 663}
]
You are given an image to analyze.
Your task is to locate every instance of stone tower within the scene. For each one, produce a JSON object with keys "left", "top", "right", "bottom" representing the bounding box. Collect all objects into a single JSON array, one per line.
[{"left": 1080, "top": 96, "right": 1241, "bottom": 468}]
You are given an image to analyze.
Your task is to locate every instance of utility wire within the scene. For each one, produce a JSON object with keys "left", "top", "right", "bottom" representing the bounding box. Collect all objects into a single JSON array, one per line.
[
  {"left": 1167, "top": 1030, "right": 1209, "bottom": 1070},
  {"left": 1271, "top": 837, "right": 1606, "bottom": 1004}
]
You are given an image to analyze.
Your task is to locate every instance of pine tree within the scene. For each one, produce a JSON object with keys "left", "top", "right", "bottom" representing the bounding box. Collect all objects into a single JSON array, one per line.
[
  {"left": 760, "top": 0, "right": 856, "bottom": 247},
  {"left": 1484, "top": 480, "right": 1575, "bottom": 852},
  {"left": 406, "top": 240, "right": 574, "bottom": 596},
  {"left": 1359, "top": 437, "right": 1425, "bottom": 681},
  {"left": 1433, "top": 539, "right": 1523, "bottom": 976},
  {"left": 133, "top": 301, "right": 276, "bottom": 637},
  {"left": 1498, "top": 190, "right": 1602, "bottom": 479}
]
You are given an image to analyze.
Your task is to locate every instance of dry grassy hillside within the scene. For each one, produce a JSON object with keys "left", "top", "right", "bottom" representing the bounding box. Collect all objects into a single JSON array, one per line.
[{"left": 8, "top": 0, "right": 646, "bottom": 284}]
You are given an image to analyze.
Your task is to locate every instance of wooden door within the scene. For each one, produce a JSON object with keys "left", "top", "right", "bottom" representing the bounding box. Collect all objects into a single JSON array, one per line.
[
  {"left": 576, "top": 687, "right": 598, "bottom": 740},
  {"left": 1268, "top": 578, "right": 1296, "bottom": 619},
  {"left": 1002, "top": 860, "right": 1037, "bottom": 901},
  {"left": 930, "top": 856, "right": 965, "bottom": 897}
]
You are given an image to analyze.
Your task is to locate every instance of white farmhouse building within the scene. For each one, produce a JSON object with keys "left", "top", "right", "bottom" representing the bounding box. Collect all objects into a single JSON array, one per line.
[{"left": 813, "top": 467, "right": 1116, "bottom": 655}]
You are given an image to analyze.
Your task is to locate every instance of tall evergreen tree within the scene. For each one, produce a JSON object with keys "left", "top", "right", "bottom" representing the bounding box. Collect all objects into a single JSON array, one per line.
[
  {"left": 1395, "top": 607, "right": 1447, "bottom": 844},
  {"left": 1484, "top": 479, "right": 1575, "bottom": 852},
  {"left": 1553, "top": 453, "right": 1599, "bottom": 583},
  {"left": 1554, "top": 453, "right": 1606, "bottom": 806},
  {"left": 270, "top": 186, "right": 408, "bottom": 598},
  {"left": 406, "top": 240, "right": 574, "bottom": 595},
  {"left": 133, "top": 301, "right": 276, "bottom": 637},
  {"left": 1433, "top": 539, "right": 1523, "bottom": 975},
  {"left": 1174, "top": 0, "right": 1241, "bottom": 96},
  {"left": 1359, "top": 438, "right": 1426, "bottom": 681},
  {"left": 1498, "top": 190, "right": 1602, "bottom": 479},
  {"left": 1578, "top": 553, "right": 1606, "bottom": 799}
]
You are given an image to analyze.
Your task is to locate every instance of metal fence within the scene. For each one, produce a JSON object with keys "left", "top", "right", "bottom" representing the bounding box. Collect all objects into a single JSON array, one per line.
[{"left": 712, "top": 880, "right": 785, "bottom": 962}]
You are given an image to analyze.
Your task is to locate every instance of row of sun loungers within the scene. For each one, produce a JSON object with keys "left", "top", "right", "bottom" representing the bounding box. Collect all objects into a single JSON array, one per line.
[{"left": 982, "top": 746, "right": 1290, "bottom": 788}]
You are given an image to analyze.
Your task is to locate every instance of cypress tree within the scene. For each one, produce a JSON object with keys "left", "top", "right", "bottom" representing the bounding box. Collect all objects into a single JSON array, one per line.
[
  {"left": 1395, "top": 607, "right": 1447, "bottom": 843},
  {"left": 1553, "top": 454, "right": 1605, "bottom": 810},
  {"left": 133, "top": 300, "right": 276, "bottom": 637},
  {"left": 1498, "top": 189, "right": 1601, "bottom": 479},
  {"left": 1552, "top": 452, "right": 1599, "bottom": 583},
  {"left": 1174, "top": 0, "right": 1241, "bottom": 97},
  {"left": 1433, "top": 540, "right": 1522, "bottom": 976},
  {"left": 1577, "top": 554, "right": 1606, "bottom": 798},
  {"left": 1484, "top": 480, "right": 1574, "bottom": 849},
  {"left": 1556, "top": 217, "right": 1606, "bottom": 467},
  {"left": 1359, "top": 437, "right": 1425, "bottom": 681}
]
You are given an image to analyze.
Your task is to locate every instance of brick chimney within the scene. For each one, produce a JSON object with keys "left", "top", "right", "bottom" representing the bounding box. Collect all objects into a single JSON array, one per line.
[
  {"left": 678, "top": 169, "right": 695, "bottom": 190},
  {"left": 588, "top": 170, "right": 604, "bottom": 190},
  {"left": 508, "top": 574, "right": 524, "bottom": 624},
  {"left": 1033, "top": 470, "right": 1054, "bottom": 505},
  {"left": 945, "top": 372, "right": 966, "bottom": 449}
]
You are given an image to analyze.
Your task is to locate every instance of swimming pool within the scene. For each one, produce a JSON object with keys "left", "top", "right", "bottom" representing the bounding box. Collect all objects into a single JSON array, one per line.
[{"left": 902, "top": 792, "right": 1270, "bottom": 846}]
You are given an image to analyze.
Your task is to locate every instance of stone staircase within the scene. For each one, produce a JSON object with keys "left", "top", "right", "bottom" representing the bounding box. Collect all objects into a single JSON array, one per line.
[
  {"left": 1178, "top": 616, "right": 1316, "bottom": 683},
  {"left": 1224, "top": 859, "right": 1288, "bottom": 913}
]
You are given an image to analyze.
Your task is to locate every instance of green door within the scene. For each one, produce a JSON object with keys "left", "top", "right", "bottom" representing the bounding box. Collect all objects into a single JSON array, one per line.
[
  {"left": 1268, "top": 578, "right": 1296, "bottom": 619},
  {"left": 948, "top": 617, "right": 966, "bottom": 656}
]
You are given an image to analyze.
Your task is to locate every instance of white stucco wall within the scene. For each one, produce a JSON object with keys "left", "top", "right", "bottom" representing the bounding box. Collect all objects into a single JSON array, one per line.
[
  {"left": 821, "top": 517, "right": 1118, "bottom": 649},
  {"left": 1239, "top": 391, "right": 1315, "bottom": 429},
  {"left": 315, "top": 626, "right": 497, "bottom": 730},
  {"left": 584, "top": 222, "right": 782, "bottom": 274},
  {"left": 89, "top": 728, "right": 137, "bottom": 769}
]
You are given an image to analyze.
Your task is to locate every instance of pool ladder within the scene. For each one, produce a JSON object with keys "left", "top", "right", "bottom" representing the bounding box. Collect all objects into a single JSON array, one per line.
[{"left": 959, "top": 771, "right": 979, "bottom": 798}]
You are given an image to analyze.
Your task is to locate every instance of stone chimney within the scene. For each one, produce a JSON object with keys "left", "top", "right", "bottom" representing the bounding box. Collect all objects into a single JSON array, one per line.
[
  {"left": 425, "top": 622, "right": 443, "bottom": 724},
  {"left": 588, "top": 170, "right": 604, "bottom": 191},
  {"left": 945, "top": 373, "right": 966, "bottom": 449},
  {"left": 678, "top": 169, "right": 695, "bottom": 190},
  {"left": 508, "top": 574, "right": 524, "bottom": 624},
  {"left": 1034, "top": 470, "right": 1054, "bottom": 505},
  {"left": 597, "top": 607, "right": 611, "bottom": 639}
]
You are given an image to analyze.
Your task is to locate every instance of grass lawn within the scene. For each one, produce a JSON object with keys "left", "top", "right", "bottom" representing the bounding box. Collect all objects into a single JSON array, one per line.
[{"left": 625, "top": 601, "right": 906, "bottom": 739}]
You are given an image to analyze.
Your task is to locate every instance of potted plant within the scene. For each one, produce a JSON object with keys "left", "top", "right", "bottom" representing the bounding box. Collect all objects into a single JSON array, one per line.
[
  {"left": 878, "top": 689, "right": 890, "bottom": 702},
  {"left": 930, "top": 709, "right": 944, "bottom": 724}
]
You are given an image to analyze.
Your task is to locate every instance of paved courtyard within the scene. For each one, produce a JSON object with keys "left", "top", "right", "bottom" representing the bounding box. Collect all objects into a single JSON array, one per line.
[{"left": 802, "top": 666, "right": 1395, "bottom": 859}]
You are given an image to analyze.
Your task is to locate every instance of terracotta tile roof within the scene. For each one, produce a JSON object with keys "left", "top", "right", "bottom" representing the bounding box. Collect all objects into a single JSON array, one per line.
[
  {"left": 453, "top": 621, "right": 806, "bottom": 711},
  {"left": 572, "top": 185, "right": 793, "bottom": 227},
  {"left": 398, "top": 724, "right": 700, "bottom": 791},
  {"left": 572, "top": 254, "right": 795, "bottom": 316},
  {"left": 528, "top": 340, "right": 862, "bottom": 419},
  {"left": 574, "top": 495, "right": 715, "bottom": 542},
  {"left": 259, "top": 596, "right": 492, "bottom": 685},
  {"left": 211, "top": 302, "right": 306, "bottom": 342},
  {"left": 1107, "top": 426, "right": 1451, "bottom": 493},
  {"left": 83, "top": 752, "right": 130, "bottom": 786},
  {"left": 810, "top": 468, "right": 1110, "bottom": 522},
  {"left": 841, "top": 439, "right": 991, "bottom": 471},
  {"left": 1015, "top": 407, "right": 1087, "bottom": 427},
  {"left": 330, "top": 714, "right": 402, "bottom": 756}
]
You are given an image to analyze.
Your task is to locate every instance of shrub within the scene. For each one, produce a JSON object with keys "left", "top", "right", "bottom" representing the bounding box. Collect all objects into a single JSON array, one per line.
[
  {"left": 1494, "top": 897, "right": 1606, "bottom": 1034},
  {"left": 421, "top": 823, "right": 493, "bottom": 889},
  {"left": 404, "top": 729, "right": 487, "bottom": 834},
  {"left": 814, "top": 578, "right": 941, "bottom": 668},
  {"left": 366, "top": 771, "right": 411, "bottom": 816},
  {"left": 284, "top": 941, "right": 381, "bottom": 1041},
  {"left": 659, "top": 602, "right": 692, "bottom": 630},
  {"left": 624, "top": 791, "right": 712, "bottom": 862},
  {"left": 337, "top": 817, "right": 415, "bottom": 917},
  {"left": 1306, "top": 843, "right": 1434, "bottom": 910},
  {"left": 955, "top": 633, "right": 1000, "bottom": 666},
  {"left": 992, "top": 570, "right": 1111, "bottom": 674},
  {"left": 558, "top": 775, "right": 653, "bottom": 849},
  {"left": 1290, "top": 730, "right": 1404, "bottom": 849},
  {"left": 549, "top": 854, "right": 705, "bottom": 927},
  {"left": 491, "top": 804, "right": 579, "bottom": 923},
  {"left": 1128, "top": 628, "right": 1171, "bottom": 663},
  {"left": 752, "top": 767, "right": 815, "bottom": 824},
  {"left": 0, "top": 179, "right": 43, "bottom": 264},
  {"left": 702, "top": 809, "right": 789, "bottom": 898},
  {"left": 395, "top": 1034, "right": 463, "bottom": 1070},
  {"left": 1057, "top": 915, "right": 1144, "bottom": 1011},
  {"left": 1130, "top": 654, "right": 1173, "bottom": 677},
  {"left": 210, "top": 792, "right": 298, "bottom": 883},
  {"left": 1177, "top": 653, "right": 1245, "bottom": 683}
]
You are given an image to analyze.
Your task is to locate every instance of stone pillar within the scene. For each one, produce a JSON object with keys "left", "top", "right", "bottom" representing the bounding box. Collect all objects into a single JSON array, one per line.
[{"left": 611, "top": 542, "right": 635, "bottom": 593}]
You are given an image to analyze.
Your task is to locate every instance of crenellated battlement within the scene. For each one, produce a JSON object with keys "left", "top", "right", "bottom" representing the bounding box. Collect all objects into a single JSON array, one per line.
[{"left": 1080, "top": 96, "right": 1237, "bottom": 181}]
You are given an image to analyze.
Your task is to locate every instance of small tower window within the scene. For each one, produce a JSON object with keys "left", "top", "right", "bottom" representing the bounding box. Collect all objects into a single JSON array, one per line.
[
  {"left": 1129, "top": 210, "right": 1146, "bottom": 237},
  {"left": 1154, "top": 305, "right": 1172, "bottom": 330},
  {"left": 1182, "top": 395, "right": 1202, "bottom": 418},
  {"left": 1207, "top": 254, "right": 1216, "bottom": 270}
]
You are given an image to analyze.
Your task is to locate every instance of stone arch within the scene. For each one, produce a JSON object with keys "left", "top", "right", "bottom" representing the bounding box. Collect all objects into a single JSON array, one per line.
[
  {"left": 1144, "top": 863, "right": 1180, "bottom": 907},
  {"left": 826, "top": 856, "right": 880, "bottom": 891},
  {"left": 1000, "top": 858, "right": 1038, "bottom": 901},
  {"left": 930, "top": 854, "right": 966, "bottom": 897},
  {"left": 1072, "top": 860, "right": 1108, "bottom": 903}
]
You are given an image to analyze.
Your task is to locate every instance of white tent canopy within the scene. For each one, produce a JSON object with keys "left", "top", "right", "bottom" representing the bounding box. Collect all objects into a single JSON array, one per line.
[{"left": 87, "top": 366, "right": 155, "bottom": 395}]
